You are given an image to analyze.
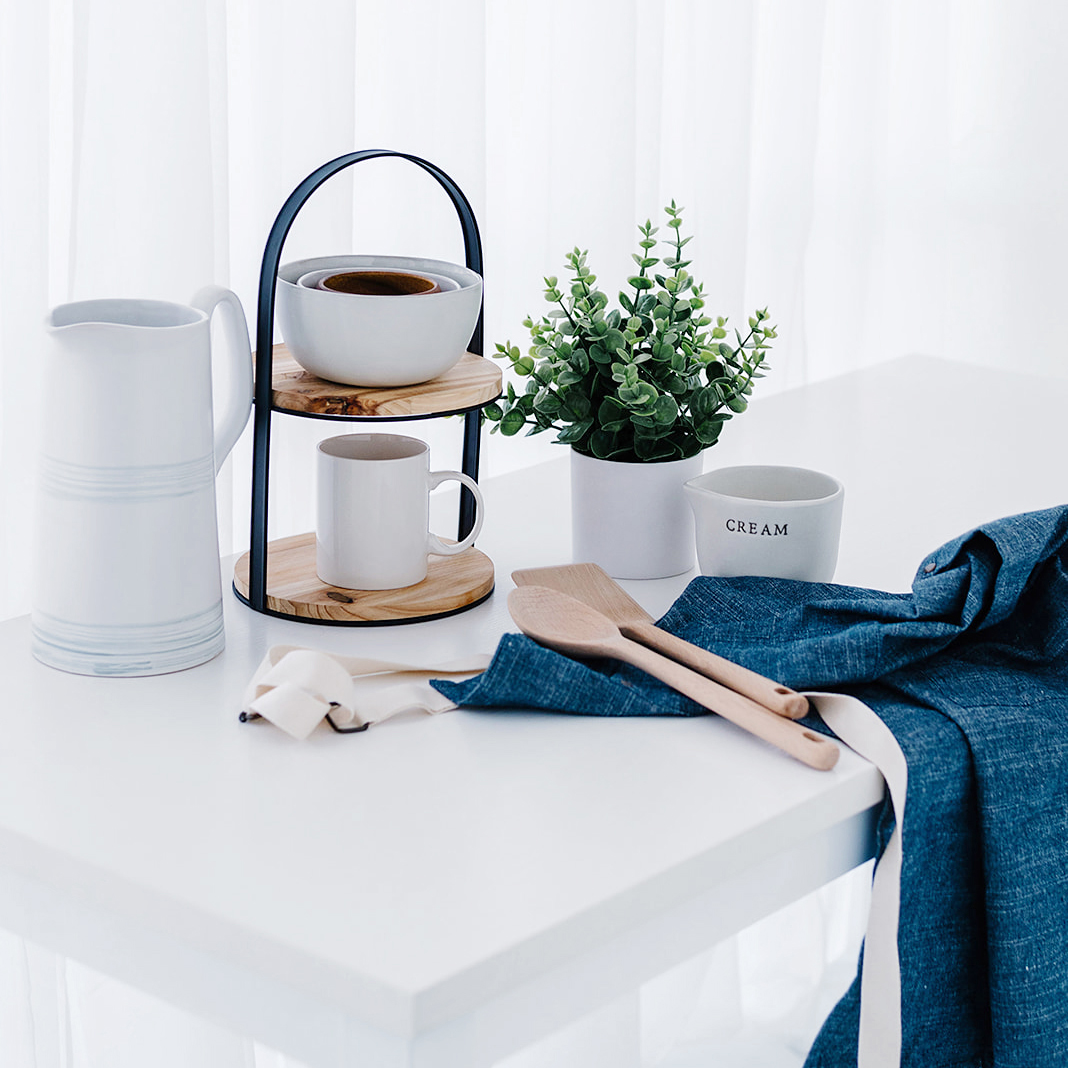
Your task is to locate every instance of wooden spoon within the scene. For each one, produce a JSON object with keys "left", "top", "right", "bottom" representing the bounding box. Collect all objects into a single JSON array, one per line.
[
  {"left": 508, "top": 585, "right": 838, "bottom": 772},
  {"left": 512, "top": 562, "right": 809, "bottom": 719}
]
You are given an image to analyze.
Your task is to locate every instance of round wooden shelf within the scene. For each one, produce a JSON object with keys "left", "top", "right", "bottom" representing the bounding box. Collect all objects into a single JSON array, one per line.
[
  {"left": 265, "top": 345, "right": 502, "bottom": 419},
  {"left": 233, "top": 533, "right": 495, "bottom": 624}
]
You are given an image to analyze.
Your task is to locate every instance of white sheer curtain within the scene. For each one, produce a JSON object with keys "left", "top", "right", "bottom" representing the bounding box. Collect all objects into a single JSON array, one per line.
[
  {"left": 5, "top": 0, "right": 1068, "bottom": 616},
  {"left": 2, "top": 0, "right": 1067, "bottom": 1063}
]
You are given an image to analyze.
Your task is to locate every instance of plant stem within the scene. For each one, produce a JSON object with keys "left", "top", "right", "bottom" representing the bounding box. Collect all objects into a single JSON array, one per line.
[
  {"left": 722, "top": 332, "right": 765, "bottom": 407},
  {"left": 631, "top": 224, "right": 655, "bottom": 311},
  {"left": 551, "top": 294, "right": 578, "bottom": 331}
]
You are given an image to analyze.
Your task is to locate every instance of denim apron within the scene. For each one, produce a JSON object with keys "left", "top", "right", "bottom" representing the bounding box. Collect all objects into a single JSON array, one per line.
[{"left": 435, "top": 505, "right": 1068, "bottom": 1068}]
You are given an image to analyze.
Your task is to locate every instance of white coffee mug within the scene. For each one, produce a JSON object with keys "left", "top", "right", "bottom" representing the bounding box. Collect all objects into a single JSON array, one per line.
[
  {"left": 316, "top": 433, "right": 485, "bottom": 590},
  {"left": 684, "top": 465, "right": 844, "bottom": 582}
]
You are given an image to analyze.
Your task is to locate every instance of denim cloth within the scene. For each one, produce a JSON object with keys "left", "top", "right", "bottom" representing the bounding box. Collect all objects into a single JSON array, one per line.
[{"left": 433, "top": 506, "right": 1068, "bottom": 1068}]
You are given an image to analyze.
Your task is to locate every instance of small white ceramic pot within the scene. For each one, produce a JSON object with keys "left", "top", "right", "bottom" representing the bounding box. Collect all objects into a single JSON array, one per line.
[
  {"left": 684, "top": 465, "right": 844, "bottom": 581},
  {"left": 570, "top": 449, "right": 703, "bottom": 579}
]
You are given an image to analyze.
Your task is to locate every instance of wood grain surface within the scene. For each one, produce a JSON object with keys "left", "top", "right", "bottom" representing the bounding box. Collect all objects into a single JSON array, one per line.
[
  {"left": 264, "top": 345, "right": 502, "bottom": 418},
  {"left": 233, "top": 532, "right": 495, "bottom": 623}
]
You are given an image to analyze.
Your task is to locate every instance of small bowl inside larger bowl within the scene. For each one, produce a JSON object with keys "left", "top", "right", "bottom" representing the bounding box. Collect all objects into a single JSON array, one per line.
[
  {"left": 277, "top": 255, "right": 482, "bottom": 388},
  {"left": 321, "top": 269, "right": 439, "bottom": 295},
  {"left": 296, "top": 267, "right": 460, "bottom": 294}
]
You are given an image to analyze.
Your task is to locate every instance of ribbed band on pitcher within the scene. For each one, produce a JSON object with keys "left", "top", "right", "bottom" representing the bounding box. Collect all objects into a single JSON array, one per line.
[
  {"left": 38, "top": 454, "right": 216, "bottom": 502},
  {"left": 31, "top": 602, "right": 225, "bottom": 676}
]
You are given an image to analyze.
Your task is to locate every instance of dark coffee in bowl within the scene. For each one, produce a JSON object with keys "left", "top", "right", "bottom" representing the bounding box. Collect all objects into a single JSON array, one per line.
[{"left": 318, "top": 270, "right": 440, "bottom": 296}]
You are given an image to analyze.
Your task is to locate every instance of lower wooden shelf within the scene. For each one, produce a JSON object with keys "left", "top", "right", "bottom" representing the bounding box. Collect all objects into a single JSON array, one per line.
[{"left": 233, "top": 533, "right": 494, "bottom": 625}]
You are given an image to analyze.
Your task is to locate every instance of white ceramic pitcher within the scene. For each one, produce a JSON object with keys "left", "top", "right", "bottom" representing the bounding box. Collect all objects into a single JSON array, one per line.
[{"left": 32, "top": 287, "right": 253, "bottom": 676}]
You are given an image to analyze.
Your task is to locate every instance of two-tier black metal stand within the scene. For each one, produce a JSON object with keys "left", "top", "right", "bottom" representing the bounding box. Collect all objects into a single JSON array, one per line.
[{"left": 232, "top": 150, "right": 500, "bottom": 625}]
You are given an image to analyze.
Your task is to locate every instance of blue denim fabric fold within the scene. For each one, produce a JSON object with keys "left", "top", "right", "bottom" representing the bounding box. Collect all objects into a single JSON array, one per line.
[{"left": 433, "top": 505, "right": 1068, "bottom": 1068}]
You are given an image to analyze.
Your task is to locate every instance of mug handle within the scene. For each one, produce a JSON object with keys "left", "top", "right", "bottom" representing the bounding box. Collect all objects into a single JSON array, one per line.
[
  {"left": 191, "top": 285, "right": 254, "bottom": 473},
  {"left": 426, "top": 471, "right": 485, "bottom": 555}
]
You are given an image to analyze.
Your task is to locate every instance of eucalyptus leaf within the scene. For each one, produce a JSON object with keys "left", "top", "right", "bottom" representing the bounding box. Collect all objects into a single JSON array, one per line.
[
  {"left": 533, "top": 389, "right": 561, "bottom": 415},
  {"left": 589, "top": 429, "right": 617, "bottom": 460},
  {"left": 560, "top": 391, "right": 592, "bottom": 420},
  {"left": 652, "top": 394, "right": 679, "bottom": 426},
  {"left": 695, "top": 419, "right": 725, "bottom": 445},
  {"left": 635, "top": 435, "right": 676, "bottom": 461},
  {"left": 630, "top": 413, "right": 658, "bottom": 429},
  {"left": 691, "top": 387, "right": 719, "bottom": 417},
  {"left": 500, "top": 409, "right": 526, "bottom": 436},
  {"left": 557, "top": 418, "right": 594, "bottom": 444}
]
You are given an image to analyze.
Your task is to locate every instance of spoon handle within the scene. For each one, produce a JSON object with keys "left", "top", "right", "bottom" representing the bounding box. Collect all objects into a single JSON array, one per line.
[
  {"left": 621, "top": 620, "right": 810, "bottom": 720},
  {"left": 615, "top": 637, "right": 839, "bottom": 771}
]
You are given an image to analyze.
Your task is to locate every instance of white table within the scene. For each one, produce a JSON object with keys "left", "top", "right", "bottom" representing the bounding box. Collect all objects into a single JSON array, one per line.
[{"left": 1, "top": 356, "right": 1064, "bottom": 1067}]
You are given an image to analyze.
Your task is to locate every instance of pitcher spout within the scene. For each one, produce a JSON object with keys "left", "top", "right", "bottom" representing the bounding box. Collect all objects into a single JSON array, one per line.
[{"left": 48, "top": 298, "right": 205, "bottom": 333}]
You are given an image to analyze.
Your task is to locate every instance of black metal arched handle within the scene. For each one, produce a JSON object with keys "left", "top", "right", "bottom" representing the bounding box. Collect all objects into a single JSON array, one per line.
[{"left": 247, "top": 150, "right": 485, "bottom": 611}]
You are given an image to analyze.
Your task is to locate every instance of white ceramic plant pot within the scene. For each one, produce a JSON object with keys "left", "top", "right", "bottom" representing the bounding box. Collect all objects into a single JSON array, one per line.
[{"left": 570, "top": 449, "right": 704, "bottom": 579}]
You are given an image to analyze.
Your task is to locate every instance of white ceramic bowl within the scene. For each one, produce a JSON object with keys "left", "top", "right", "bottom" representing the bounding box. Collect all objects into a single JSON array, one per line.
[{"left": 276, "top": 255, "right": 482, "bottom": 387}]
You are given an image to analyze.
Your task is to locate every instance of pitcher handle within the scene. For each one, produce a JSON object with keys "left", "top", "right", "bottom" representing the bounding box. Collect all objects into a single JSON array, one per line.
[{"left": 191, "top": 285, "right": 254, "bottom": 473}]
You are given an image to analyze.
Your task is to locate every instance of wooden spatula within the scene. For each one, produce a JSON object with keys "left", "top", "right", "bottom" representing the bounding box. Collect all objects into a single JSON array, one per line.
[
  {"left": 507, "top": 586, "right": 838, "bottom": 771},
  {"left": 512, "top": 562, "right": 809, "bottom": 720}
]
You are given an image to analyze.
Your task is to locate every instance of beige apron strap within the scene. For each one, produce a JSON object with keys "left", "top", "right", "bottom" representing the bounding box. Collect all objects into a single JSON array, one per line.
[
  {"left": 241, "top": 645, "right": 492, "bottom": 740},
  {"left": 808, "top": 692, "right": 909, "bottom": 1068},
  {"left": 240, "top": 655, "right": 907, "bottom": 1068}
]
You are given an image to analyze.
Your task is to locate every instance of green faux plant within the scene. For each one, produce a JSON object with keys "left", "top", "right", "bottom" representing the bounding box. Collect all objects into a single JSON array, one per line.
[{"left": 484, "top": 202, "right": 775, "bottom": 463}]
